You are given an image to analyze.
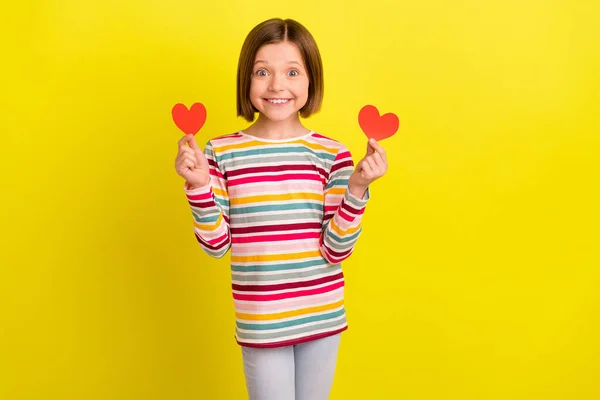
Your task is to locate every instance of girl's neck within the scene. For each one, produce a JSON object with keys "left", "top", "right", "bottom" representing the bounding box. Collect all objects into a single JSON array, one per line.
[{"left": 243, "top": 113, "right": 311, "bottom": 140}]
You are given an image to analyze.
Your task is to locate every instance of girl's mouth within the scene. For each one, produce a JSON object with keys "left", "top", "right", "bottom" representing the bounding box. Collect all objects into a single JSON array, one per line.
[{"left": 265, "top": 98, "right": 291, "bottom": 105}]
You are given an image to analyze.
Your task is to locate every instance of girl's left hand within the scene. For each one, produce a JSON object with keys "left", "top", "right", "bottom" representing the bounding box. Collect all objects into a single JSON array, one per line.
[{"left": 348, "top": 138, "right": 388, "bottom": 198}]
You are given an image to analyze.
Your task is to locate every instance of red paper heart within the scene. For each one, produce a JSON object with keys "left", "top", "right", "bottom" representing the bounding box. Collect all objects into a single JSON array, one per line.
[
  {"left": 358, "top": 105, "right": 399, "bottom": 141},
  {"left": 172, "top": 102, "right": 206, "bottom": 135}
]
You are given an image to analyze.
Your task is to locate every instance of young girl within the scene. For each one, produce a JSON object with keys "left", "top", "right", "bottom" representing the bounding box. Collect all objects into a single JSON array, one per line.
[{"left": 175, "top": 18, "right": 387, "bottom": 400}]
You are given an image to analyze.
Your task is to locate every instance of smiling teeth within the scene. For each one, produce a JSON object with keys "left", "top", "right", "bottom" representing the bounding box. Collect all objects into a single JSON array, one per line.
[{"left": 268, "top": 99, "right": 289, "bottom": 104}]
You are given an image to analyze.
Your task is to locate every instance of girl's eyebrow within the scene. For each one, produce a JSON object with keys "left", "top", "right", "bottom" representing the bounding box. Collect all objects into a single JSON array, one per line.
[{"left": 254, "top": 60, "right": 303, "bottom": 66}]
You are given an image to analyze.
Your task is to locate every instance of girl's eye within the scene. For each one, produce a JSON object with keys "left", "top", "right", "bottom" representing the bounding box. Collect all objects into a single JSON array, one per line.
[
  {"left": 255, "top": 69, "right": 268, "bottom": 77},
  {"left": 288, "top": 70, "right": 299, "bottom": 77}
]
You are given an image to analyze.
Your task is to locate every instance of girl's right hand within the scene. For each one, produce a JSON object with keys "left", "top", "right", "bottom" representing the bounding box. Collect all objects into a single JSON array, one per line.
[{"left": 175, "top": 134, "right": 211, "bottom": 189}]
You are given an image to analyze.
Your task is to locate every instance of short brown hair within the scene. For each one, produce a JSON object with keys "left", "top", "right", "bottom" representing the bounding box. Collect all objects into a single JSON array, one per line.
[{"left": 236, "top": 18, "right": 324, "bottom": 122}]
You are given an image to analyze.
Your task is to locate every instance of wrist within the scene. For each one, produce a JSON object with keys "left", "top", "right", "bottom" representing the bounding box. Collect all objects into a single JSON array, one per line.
[
  {"left": 186, "top": 178, "right": 210, "bottom": 191},
  {"left": 348, "top": 184, "right": 368, "bottom": 199}
]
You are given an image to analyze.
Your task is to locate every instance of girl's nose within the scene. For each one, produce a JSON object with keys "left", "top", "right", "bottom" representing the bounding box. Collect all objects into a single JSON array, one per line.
[{"left": 269, "top": 74, "right": 284, "bottom": 91}]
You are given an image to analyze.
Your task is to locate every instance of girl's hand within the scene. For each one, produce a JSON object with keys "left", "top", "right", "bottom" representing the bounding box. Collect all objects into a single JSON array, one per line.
[
  {"left": 348, "top": 138, "right": 388, "bottom": 198},
  {"left": 175, "top": 134, "right": 211, "bottom": 189}
]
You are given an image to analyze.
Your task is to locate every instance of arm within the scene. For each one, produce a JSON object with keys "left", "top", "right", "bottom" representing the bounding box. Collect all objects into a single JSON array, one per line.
[
  {"left": 184, "top": 141, "right": 231, "bottom": 258},
  {"left": 319, "top": 147, "right": 370, "bottom": 264}
]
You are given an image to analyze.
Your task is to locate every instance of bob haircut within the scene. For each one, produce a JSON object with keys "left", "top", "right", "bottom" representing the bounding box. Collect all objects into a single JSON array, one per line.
[{"left": 236, "top": 18, "right": 324, "bottom": 122}]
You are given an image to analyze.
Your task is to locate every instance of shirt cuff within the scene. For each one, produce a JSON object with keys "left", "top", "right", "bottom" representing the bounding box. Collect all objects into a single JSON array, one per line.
[{"left": 344, "top": 186, "right": 370, "bottom": 207}]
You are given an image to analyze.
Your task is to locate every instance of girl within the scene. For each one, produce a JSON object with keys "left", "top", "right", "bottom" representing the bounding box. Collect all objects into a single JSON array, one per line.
[{"left": 175, "top": 18, "right": 387, "bottom": 400}]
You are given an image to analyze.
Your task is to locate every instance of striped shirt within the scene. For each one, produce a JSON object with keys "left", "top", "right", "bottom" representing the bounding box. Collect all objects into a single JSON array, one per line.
[{"left": 184, "top": 130, "right": 370, "bottom": 348}]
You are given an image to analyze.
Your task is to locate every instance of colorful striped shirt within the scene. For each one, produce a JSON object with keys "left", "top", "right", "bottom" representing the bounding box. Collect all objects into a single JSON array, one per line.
[{"left": 184, "top": 130, "right": 370, "bottom": 348}]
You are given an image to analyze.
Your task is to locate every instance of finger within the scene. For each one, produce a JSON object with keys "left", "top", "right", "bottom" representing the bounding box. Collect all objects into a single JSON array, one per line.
[
  {"left": 368, "top": 138, "right": 387, "bottom": 161},
  {"left": 175, "top": 159, "right": 194, "bottom": 175},
  {"left": 179, "top": 145, "right": 194, "bottom": 156},
  {"left": 191, "top": 150, "right": 205, "bottom": 168},
  {"left": 366, "top": 140, "right": 375, "bottom": 156},
  {"left": 176, "top": 154, "right": 196, "bottom": 167},
  {"left": 182, "top": 154, "right": 198, "bottom": 167},
  {"left": 365, "top": 156, "right": 378, "bottom": 172},
  {"left": 176, "top": 152, "right": 196, "bottom": 167},
  {"left": 178, "top": 134, "right": 192, "bottom": 149},
  {"left": 361, "top": 158, "right": 374, "bottom": 178},
  {"left": 355, "top": 159, "right": 363, "bottom": 172},
  {"left": 372, "top": 152, "right": 387, "bottom": 170},
  {"left": 183, "top": 158, "right": 195, "bottom": 170},
  {"left": 187, "top": 135, "right": 201, "bottom": 151}
]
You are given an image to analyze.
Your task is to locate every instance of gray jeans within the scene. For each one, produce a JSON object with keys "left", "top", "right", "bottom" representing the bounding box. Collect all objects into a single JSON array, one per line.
[{"left": 241, "top": 334, "right": 341, "bottom": 400}]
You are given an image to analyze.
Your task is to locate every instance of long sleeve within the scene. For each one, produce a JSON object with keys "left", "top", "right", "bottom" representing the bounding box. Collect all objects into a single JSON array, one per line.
[
  {"left": 184, "top": 141, "right": 231, "bottom": 258},
  {"left": 319, "top": 146, "right": 370, "bottom": 264}
]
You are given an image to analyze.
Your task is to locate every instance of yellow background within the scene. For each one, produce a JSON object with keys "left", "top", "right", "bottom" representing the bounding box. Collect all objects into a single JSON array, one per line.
[{"left": 2, "top": 0, "right": 599, "bottom": 399}]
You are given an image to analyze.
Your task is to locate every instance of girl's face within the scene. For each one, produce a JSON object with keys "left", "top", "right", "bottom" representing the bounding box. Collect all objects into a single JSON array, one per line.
[{"left": 250, "top": 41, "right": 309, "bottom": 123}]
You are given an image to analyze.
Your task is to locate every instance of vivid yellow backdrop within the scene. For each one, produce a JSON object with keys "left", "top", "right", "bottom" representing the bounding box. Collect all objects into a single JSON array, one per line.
[{"left": 2, "top": 0, "right": 599, "bottom": 399}]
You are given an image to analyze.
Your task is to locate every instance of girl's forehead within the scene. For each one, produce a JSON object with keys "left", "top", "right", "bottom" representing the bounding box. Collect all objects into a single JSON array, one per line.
[{"left": 254, "top": 41, "right": 304, "bottom": 63}]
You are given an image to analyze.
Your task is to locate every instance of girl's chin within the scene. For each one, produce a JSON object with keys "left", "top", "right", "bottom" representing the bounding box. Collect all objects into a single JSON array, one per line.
[{"left": 260, "top": 111, "right": 299, "bottom": 122}]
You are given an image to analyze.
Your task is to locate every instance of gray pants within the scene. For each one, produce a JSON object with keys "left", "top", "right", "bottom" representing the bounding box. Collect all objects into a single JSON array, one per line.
[{"left": 241, "top": 334, "right": 341, "bottom": 400}]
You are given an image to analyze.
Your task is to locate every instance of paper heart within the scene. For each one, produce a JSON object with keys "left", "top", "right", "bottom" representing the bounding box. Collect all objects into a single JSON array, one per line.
[
  {"left": 358, "top": 105, "right": 399, "bottom": 141},
  {"left": 171, "top": 102, "right": 206, "bottom": 135}
]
